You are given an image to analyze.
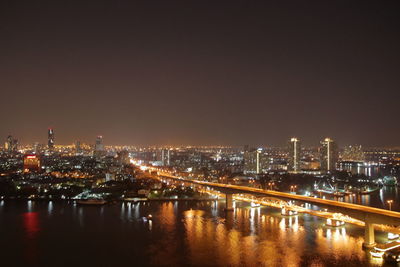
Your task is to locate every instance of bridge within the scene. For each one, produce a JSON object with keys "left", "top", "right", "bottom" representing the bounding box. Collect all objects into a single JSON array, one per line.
[{"left": 151, "top": 169, "right": 400, "bottom": 248}]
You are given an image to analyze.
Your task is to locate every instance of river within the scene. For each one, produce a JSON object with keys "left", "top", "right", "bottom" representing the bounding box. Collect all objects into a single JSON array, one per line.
[{"left": 0, "top": 199, "right": 392, "bottom": 267}]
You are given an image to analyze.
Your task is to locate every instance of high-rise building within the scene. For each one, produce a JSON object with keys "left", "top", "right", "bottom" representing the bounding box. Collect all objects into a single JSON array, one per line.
[
  {"left": 117, "top": 150, "right": 130, "bottom": 165},
  {"left": 5, "top": 135, "right": 12, "bottom": 151},
  {"left": 5, "top": 135, "right": 18, "bottom": 153},
  {"left": 48, "top": 128, "right": 55, "bottom": 150},
  {"left": 288, "top": 137, "right": 301, "bottom": 172},
  {"left": 95, "top": 136, "right": 104, "bottom": 150},
  {"left": 94, "top": 136, "right": 105, "bottom": 158},
  {"left": 243, "top": 148, "right": 268, "bottom": 174},
  {"left": 320, "top": 138, "right": 338, "bottom": 172},
  {"left": 34, "top": 142, "right": 44, "bottom": 154},
  {"left": 75, "top": 141, "right": 82, "bottom": 154},
  {"left": 161, "top": 149, "right": 171, "bottom": 166}
]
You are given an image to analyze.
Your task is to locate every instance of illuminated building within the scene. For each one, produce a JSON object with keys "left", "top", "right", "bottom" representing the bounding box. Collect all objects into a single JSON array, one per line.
[
  {"left": 341, "top": 145, "right": 365, "bottom": 162},
  {"left": 23, "top": 154, "right": 41, "bottom": 172},
  {"left": 4, "top": 135, "right": 11, "bottom": 151},
  {"left": 4, "top": 135, "right": 18, "bottom": 153},
  {"left": 34, "top": 142, "right": 42, "bottom": 153},
  {"left": 75, "top": 141, "right": 82, "bottom": 154},
  {"left": 161, "top": 149, "right": 170, "bottom": 166},
  {"left": 243, "top": 148, "right": 268, "bottom": 174},
  {"left": 320, "top": 138, "right": 338, "bottom": 172},
  {"left": 94, "top": 136, "right": 105, "bottom": 158},
  {"left": 48, "top": 128, "right": 55, "bottom": 150},
  {"left": 288, "top": 137, "right": 301, "bottom": 172},
  {"left": 302, "top": 160, "right": 320, "bottom": 170},
  {"left": 117, "top": 150, "right": 130, "bottom": 165},
  {"left": 363, "top": 148, "right": 400, "bottom": 163}
]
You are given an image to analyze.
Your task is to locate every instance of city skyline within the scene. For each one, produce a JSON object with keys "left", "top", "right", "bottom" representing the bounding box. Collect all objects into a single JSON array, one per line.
[
  {"left": 1, "top": 1, "right": 400, "bottom": 146},
  {"left": 4, "top": 130, "right": 400, "bottom": 148},
  {"left": 2, "top": 2, "right": 400, "bottom": 266}
]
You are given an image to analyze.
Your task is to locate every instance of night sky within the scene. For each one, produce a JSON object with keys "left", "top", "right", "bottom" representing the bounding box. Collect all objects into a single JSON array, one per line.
[{"left": 1, "top": 1, "right": 399, "bottom": 146}]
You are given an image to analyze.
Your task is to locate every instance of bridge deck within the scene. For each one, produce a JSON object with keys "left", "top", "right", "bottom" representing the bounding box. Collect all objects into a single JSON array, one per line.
[{"left": 158, "top": 172, "right": 400, "bottom": 224}]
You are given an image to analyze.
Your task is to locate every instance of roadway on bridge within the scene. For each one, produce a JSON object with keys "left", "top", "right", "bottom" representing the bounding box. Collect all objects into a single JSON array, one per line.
[{"left": 157, "top": 171, "right": 400, "bottom": 222}]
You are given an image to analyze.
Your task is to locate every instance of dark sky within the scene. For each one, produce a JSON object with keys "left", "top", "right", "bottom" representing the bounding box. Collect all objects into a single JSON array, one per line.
[{"left": 1, "top": 1, "right": 399, "bottom": 147}]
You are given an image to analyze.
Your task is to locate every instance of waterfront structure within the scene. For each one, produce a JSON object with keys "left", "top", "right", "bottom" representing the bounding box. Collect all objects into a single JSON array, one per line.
[
  {"left": 320, "top": 138, "right": 338, "bottom": 172},
  {"left": 288, "top": 137, "right": 301, "bottom": 172},
  {"left": 48, "top": 128, "right": 55, "bottom": 150},
  {"left": 23, "top": 154, "right": 41, "bottom": 172},
  {"left": 363, "top": 148, "right": 400, "bottom": 164}
]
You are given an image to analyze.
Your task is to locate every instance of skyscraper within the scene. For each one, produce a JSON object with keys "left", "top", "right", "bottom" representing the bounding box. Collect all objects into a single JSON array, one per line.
[
  {"left": 75, "top": 141, "right": 82, "bottom": 155},
  {"left": 288, "top": 137, "right": 301, "bottom": 172},
  {"left": 161, "top": 149, "right": 171, "bottom": 166},
  {"left": 48, "top": 128, "right": 55, "bottom": 150},
  {"left": 117, "top": 150, "right": 130, "bottom": 165},
  {"left": 320, "top": 138, "right": 338, "bottom": 172},
  {"left": 5, "top": 135, "right": 12, "bottom": 152},
  {"left": 5, "top": 135, "right": 18, "bottom": 154},
  {"left": 94, "top": 136, "right": 105, "bottom": 158},
  {"left": 95, "top": 136, "right": 104, "bottom": 150},
  {"left": 243, "top": 148, "right": 268, "bottom": 175}
]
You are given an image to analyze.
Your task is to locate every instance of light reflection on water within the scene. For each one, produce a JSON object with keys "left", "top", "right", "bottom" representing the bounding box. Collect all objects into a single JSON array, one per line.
[
  {"left": 0, "top": 200, "right": 386, "bottom": 267},
  {"left": 176, "top": 202, "right": 371, "bottom": 267},
  {"left": 339, "top": 164, "right": 386, "bottom": 178}
]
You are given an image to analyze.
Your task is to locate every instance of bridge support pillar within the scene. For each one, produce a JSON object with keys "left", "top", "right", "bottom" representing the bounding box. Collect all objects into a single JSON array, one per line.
[
  {"left": 363, "top": 222, "right": 376, "bottom": 248},
  {"left": 224, "top": 193, "right": 234, "bottom": 212}
]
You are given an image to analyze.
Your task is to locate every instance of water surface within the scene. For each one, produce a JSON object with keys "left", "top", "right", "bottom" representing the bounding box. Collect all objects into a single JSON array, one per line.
[{"left": 0, "top": 200, "right": 389, "bottom": 266}]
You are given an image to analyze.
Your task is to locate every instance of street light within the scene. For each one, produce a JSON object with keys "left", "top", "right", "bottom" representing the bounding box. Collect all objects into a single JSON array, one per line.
[{"left": 387, "top": 200, "right": 393, "bottom": 211}]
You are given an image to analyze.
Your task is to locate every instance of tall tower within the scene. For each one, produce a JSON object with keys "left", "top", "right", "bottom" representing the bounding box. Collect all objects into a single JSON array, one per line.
[
  {"left": 320, "top": 138, "right": 338, "bottom": 172},
  {"left": 48, "top": 128, "right": 55, "bottom": 150},
  {"left": 288, "top": 137, "right": 301, "bottom": 172}
]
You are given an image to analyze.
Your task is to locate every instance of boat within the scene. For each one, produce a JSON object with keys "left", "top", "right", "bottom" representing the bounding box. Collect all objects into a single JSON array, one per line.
[
  {"left": 374, "top": 241, "right": 400, "bottom": 252},
  {"left": 370, "top": 248, "right": 384, "bottom": 258},
  {"left": 358, "top": 187, "right": 380, "bottom": 195},
  {"left": 281, "top": 207, "right": 298, "bottom": 216},
  {"left": 326, "top": 218, "right": 345, "bottom": 227},
  {"left": 315, "top": 189, "right": 345, "bottom": 197},
  {"left": 389, "top": 233, "right": 400, "bottom": 240},
  {"left": 76, "top": 199, "right": 107, "bottom": 205}
]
